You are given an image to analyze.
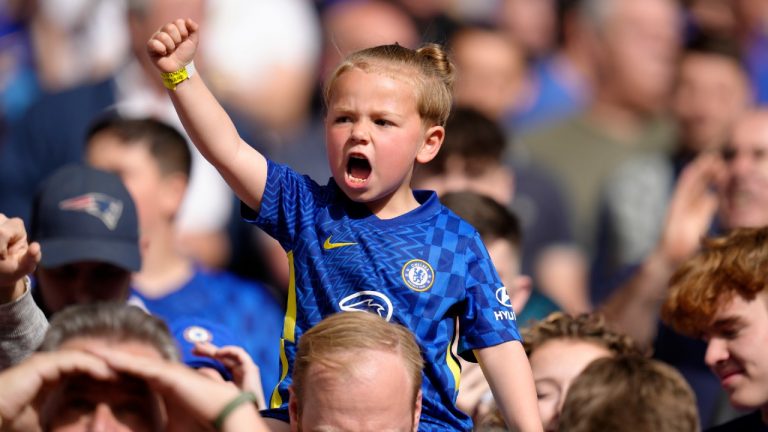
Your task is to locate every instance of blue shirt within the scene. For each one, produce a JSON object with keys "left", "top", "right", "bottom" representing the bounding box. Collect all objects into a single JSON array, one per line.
[
  {"left": 132, "top": 268, "right": 283, "bottom": 396},
  {"left": 248, "top": 161, "right": 521, "bottom": 431}
]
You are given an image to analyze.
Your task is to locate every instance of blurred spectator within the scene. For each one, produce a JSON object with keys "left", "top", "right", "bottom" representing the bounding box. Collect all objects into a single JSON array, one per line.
[
  {"left": 85, "top": 116, "right": 283, "bottom": 397},
  {"left": 29, "top": 0, "right": 129, "bottom": 91},
  {"left": 30, "top": 165, "right": 140, "bottom": 316},
  {"left": 0, "top": 303, "right": 267, "bottom": 431},
  {"left": 559, "top": 355, "right": 699, "bottom": 432},
  {"left": 286, "top": 311, "right": 424, "bottom": 431},
  {"left": 500, "top": 0, "right": 595, "bottom": 134},
  {"left": 0, "top": 0, "right": 233, "bottom": 270},
  {"left": 733, "top": 0, "right": 768, "bottom": 106},
  {"left": 496, "top": 0, "right": 558, "bottom": 61},
  {"left": 602, "top": 109, "right": 768, "bottom": 347},
  {"left": 413, "top": 106, "right": 583, "bottom": 313},
  {"left": 0, "top": 1, "right": 39, "bottom": 125},
  {"left": 476, "top": 312, "right": 639, "bottom": 431},
  {"left": 450, "top": 25, "right": 528, "bottom": 125},
  {"left": 519, "top": 0, "right": 681, "bottom": 260},
  {"left": 600, "top": 110, "right": 768, "bottom": 427},
  {"left": 522, "top": 312, "right": 640, "bottom": 432},
  {"left": 202, "top": 0, "right": 321, "bottom": 138},
  {"left": 662, "top": 227, "right": 768, "bottom": 430},
  {"left": 0, "top": 164, "right": 139, "bottom": 370},
  {"left": 594, "top": 34, "right": 753, "bottom": 302}
]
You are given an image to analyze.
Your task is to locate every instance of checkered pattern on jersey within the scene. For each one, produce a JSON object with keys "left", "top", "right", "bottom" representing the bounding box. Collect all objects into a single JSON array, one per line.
[{"left": 248, "top": 161, "right": 521, "bottom": 431}]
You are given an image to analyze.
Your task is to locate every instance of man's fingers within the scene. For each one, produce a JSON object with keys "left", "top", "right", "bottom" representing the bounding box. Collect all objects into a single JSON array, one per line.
[{"left": 32, "top": 350, "right": 116, "bottom": 383}]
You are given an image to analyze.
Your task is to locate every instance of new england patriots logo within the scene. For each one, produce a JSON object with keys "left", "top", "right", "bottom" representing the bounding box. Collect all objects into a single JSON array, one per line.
[
  {"left": 338, "top": 291, "right": 394, "bottom": 321},
  {"left": 59, "top": 193, "right": 124, "bottom": 230}
]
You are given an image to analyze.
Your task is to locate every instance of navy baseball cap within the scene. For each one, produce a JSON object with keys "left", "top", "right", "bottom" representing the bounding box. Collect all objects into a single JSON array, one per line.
[
  {"left": 170, "top": 317, "right": 236, "bottom": 381},
  {"left": 30, "top": 164, "right": 141, "bottom": 271}
]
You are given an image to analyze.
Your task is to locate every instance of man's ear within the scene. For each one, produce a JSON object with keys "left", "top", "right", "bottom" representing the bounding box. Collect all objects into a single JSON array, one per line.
[
  {"left": 416, "top": 125, "right": 444, "bottom": 164},
  {"left": 412, "top": 388, "right": 423, "bottom": 432},
  {"left": 159, "top": 173, "right": 188, "bottom": 217},
  {"left": 288, "top": 386, "right": 300, "bottom": 431}
]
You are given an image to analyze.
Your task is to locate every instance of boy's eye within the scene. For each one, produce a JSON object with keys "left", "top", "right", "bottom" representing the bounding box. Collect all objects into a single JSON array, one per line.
[
  {"left": 334, "top": 116, "right": 351, "bottom": 123},
  {"left": 374, "top": 119, "right": 393, "bottom": 127}
]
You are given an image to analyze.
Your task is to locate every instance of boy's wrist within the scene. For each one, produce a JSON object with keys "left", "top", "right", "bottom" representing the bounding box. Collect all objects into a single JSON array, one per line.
[{"left": 161, "top": 61, "right": 196, "bottom": 91}]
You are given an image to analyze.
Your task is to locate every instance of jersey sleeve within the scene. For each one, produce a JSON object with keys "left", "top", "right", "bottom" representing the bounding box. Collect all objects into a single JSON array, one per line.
[
  {"left": 240, "top": 160, "right": 320, "bottom": 250},
  {"left": 457, "top": 234, "right": 522, "bottom": 362}
]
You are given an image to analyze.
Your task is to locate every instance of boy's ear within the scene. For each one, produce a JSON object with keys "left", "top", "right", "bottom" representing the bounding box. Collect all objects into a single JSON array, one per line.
[{"left": 416, "top": 125, "right": 444, "bottom": 164}]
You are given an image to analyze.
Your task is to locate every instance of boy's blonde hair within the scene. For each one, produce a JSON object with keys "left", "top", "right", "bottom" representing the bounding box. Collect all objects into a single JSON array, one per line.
[
  {"left": 323, "top": 43, "right": 455, "bottom": 127},
  {"left": 291, "top": 312, "right": 424, "bottom": 416},
  {"left": 662, "top": 227, "right": 768, "bottom": 337},
  {"left": 560, "top": 355, "right": 699, "bottom": 432}
]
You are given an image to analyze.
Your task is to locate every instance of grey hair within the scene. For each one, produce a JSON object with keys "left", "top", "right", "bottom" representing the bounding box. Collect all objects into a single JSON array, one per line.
[{"left": 40, "top": 303, "right": 179, "bottom": 361}]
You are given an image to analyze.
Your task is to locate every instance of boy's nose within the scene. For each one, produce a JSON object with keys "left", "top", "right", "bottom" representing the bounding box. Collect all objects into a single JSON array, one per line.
[
  {"left": 704, "top": 338, "right": 728, "bottom": 369},
  {"left": 350, "top": 122, "right": 370, "bottom": 142}
]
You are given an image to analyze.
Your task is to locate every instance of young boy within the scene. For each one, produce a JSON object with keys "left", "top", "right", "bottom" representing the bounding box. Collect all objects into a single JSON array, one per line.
[
  {"left": 662, "top": 227, "right": 768, "bottom": 430},
  {"left": 85, "top": 116, "right": 284, "bottom": 396},
  {"left": 146, "top": 19, "right": 540, "bottom": 431}
]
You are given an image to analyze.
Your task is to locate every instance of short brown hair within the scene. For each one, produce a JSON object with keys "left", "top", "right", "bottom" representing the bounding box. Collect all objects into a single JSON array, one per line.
[
  {"left": 662, "top": 227, "right": 768, "bottom": 337},
  {"left": 560, "top": 355, "right": 699, "bottom": 432},
  {"left": 291, "top": 312, "right": 424, "bottom": 416},
  {"left": 323, "top": 43, "right": 455, "bottom": 127},
  {"left": 40, "top": 303, "right": 178, "bottom": 361},
  {"left": 87, "top": 116, "right": 192, "bottom": 178},
  {"left": 523, "top": 312, "right": 639, "bottom": 357}
]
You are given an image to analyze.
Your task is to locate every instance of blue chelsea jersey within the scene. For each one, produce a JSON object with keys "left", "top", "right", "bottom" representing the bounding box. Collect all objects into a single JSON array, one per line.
[{"left": 247, "top": 161, "right": 521, "bottom": 431}]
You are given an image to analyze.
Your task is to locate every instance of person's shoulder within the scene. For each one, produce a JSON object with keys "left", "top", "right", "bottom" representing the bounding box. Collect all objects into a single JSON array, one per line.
[{"left": 706, "top": 411, "right": 768, "bottom": 432}]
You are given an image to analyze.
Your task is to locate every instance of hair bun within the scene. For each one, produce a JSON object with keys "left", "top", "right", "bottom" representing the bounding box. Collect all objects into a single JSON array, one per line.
[{"left": 416, "top": 43, "right": 455, "bottom": 91}]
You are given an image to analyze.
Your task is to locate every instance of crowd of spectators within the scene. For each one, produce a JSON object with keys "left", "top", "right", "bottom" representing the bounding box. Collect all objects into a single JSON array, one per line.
[{"left": 2, "top": 0, "right": 768, "bottom": 430}]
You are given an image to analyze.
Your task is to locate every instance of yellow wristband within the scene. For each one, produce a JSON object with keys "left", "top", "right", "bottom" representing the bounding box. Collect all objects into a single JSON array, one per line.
[{"left": 160, "top": 61, "right": 195, "bottom": 91}]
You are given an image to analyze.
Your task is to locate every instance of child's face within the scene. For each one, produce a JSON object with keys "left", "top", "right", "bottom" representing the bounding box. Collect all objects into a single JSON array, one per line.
[
  {"left": 704, "top": 292, "right": 768, "bottom": 411},
  {"left": 325, "top": 67, "right": 443, "bottom": 217},
  {"left": 530, "top": 339, "right": 612, "bottom": 432}
]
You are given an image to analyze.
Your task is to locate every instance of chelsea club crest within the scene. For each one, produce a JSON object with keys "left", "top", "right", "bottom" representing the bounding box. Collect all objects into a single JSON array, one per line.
[{"left": 401, "top": 259, "right": 435, "bottom": 292}]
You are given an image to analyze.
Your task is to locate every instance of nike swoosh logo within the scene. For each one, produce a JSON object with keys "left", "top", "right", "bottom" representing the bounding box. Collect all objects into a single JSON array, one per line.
[{"left": 323, "top": 235, "right": 357, "bottom": 250}]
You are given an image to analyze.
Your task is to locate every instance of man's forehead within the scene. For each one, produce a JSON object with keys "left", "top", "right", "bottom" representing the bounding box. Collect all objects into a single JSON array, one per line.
[{"left": 731, "top": 113, "right": 768, "bottom": 148}]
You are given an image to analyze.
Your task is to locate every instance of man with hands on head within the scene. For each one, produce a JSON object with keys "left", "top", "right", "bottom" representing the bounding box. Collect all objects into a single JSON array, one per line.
[{"left": 0, "top": 303, "right": 269, "bottom": 432}]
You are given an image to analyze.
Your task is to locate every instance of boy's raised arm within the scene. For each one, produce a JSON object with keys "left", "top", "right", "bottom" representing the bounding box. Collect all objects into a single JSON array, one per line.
[
  {"left": 147, "top": 19, "right": 268, "bottom": 212},
  {"left": 475, "top": 341, "right": 543, "bottom": 432}
]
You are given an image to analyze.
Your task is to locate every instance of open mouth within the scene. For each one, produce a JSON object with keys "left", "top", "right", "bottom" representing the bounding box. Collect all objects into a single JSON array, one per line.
[{"left": 346, "top": 155, "right": 371, "bottom": 183}]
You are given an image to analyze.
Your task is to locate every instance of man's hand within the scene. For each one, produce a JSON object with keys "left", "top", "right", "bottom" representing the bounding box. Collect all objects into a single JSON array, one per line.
[
  {"left": 657, "top": 152, "right": 725, "bottom": 266},
  {"left": 0, "top": 215, "right": 41, "bottom": 303},
  {"left": 147, "top": 18, "right": 199, "bottom": 73}
]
